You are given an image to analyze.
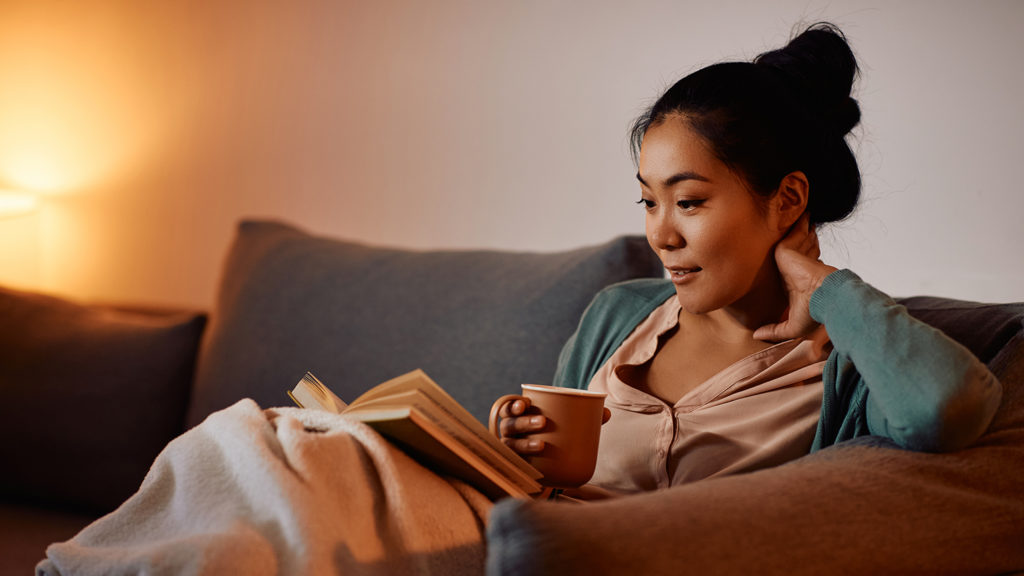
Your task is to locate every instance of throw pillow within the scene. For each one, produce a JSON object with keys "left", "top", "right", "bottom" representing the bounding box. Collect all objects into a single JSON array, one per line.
[{"left": 0, "top": 286, "right": 206, "bottom": 515}]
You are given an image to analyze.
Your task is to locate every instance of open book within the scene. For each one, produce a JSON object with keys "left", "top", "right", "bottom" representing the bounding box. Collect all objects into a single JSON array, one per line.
[{"left": 287, "top": 370, "right": 543, "bottom": 500}]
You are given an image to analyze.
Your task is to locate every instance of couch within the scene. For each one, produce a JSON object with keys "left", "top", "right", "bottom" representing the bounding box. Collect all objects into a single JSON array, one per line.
[
  {"left": 0, "top": 219, "right": 663, "bottom": 574},
  {"left": 2, "top": 219, "right": 1021, "bottom": 575}
]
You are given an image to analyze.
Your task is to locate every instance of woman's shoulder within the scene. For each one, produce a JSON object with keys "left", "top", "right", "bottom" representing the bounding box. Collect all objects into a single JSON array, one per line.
[
  {"left": 579, "top": 278, "right": 675, "bottom": 329},
  {"left": 554, "top": 278, "right": 676, "bottom": 389},
  {"left": 593, "top": 278, "right": 676, "bottom": 305}
]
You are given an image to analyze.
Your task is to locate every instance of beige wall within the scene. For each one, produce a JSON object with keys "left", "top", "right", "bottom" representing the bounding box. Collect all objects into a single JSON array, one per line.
[{"left": 0, "top": 0, "right": 1021, "bottom": 308}]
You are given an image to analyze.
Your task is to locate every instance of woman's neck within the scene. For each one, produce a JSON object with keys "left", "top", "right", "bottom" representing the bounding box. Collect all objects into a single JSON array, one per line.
[{"left": 681, "top": 265, "right": 789, "bottom": 342}]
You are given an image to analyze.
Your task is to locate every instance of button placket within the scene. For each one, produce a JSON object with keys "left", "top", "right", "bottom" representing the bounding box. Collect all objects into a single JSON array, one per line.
[{"left": 656, "top": 406, "right": 674, "bottom": 488}]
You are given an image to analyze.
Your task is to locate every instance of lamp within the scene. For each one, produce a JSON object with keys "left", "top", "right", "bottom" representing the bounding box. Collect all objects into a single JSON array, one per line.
[{"left": 0, "top": 191, "right": 39, "bottom": 218}]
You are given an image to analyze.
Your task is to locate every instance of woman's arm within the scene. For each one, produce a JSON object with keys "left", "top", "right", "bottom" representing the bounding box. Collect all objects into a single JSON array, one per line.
[
  {"left": 809, "top": 270, "right": 1002, "bottom": 451},
  {"left": 755, "top": 215, "right": 1002, "bottom": 452}
]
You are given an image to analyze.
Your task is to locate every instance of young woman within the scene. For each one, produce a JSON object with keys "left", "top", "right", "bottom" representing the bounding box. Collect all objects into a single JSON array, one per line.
[{"left": 497, "top": 23, "right": 1002, "bottom": 495}]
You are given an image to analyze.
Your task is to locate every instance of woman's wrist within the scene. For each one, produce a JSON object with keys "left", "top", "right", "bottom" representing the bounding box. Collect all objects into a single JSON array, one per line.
[
  {"left": 811, "top": 264, "right": 840, "bottom": 293},
  {"left": 809, "top": 268, "right": 858, "bottom": 323}
]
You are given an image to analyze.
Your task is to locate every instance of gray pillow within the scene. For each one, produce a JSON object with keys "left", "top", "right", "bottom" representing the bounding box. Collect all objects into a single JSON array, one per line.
[
  {"left": 187, "top": 220, "right": 663, "bottom": 427},
  {"left": 0, "top": 286, "right": 206, "bottom": 514}
]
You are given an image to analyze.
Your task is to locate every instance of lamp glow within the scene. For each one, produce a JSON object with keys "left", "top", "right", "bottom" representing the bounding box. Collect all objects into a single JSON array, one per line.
[{"left": 0, "top": 192, "right": 39, "bottom": 218}]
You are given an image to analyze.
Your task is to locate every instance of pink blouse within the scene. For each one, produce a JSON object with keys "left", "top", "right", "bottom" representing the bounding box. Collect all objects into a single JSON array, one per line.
[{"left": 587, "top": 296, "right": 832, "bottom": 494}]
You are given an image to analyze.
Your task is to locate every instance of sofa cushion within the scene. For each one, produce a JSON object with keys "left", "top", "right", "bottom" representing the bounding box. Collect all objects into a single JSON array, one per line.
[
  {"left": 187, "top": 220, "right": 664, "bottom": 427},
  {"left": 0, "top": 286, "right": 206, "bottom": 515},
  {"left": 897, "top": 296, "right": 1024, "bottom": 364},
  {"left": 486, "top": 298, "right": 1024, "bottom": 575}
]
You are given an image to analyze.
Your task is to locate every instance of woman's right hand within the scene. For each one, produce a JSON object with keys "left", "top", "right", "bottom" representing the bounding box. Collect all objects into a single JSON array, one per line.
[
  {"left": 753, "top": 212, "right": 837, "bottom": 342},
  {"left": 494, "top": 397, "right": 547, "bottom": 455}
]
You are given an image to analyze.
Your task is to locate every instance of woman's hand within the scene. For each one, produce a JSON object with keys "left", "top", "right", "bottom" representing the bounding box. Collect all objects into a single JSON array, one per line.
[
  {"left": 493, "top": 398, "right": 612, "bottom": 456},
  {"left": 753, "top": 213, "right": 838, "bottom": 342},
  {"left": 495, "top": 398, "right": 548, "bottom": 455}
]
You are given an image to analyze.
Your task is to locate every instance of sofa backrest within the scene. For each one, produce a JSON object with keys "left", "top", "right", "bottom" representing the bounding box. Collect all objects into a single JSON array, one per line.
[
  {"left": 186, "top": 220, "right": 666, "bottom": 427},
  {"left": 897, "top": 296, "right": 1024, "bottom": 365}
]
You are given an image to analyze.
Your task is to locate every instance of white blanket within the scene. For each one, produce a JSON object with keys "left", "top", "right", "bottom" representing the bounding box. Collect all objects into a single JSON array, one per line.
[{"left": 38, "top": 399, "right": 492, "bottom": 575}]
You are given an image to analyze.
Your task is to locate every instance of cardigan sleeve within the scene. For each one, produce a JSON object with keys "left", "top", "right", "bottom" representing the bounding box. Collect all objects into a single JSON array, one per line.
[{"left": 809, "top": 269, "right": 1002, "bottom": 452}]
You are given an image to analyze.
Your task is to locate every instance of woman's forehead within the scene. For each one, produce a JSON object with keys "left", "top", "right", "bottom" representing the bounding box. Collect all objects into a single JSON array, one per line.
[{"left": 639, "top": 118, "right": 723, "bottom": 184}]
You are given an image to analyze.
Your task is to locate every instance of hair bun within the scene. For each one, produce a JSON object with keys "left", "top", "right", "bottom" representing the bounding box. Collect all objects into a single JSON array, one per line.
[
  {"left": 832, "top": 96, "right": 861, "bottom": 136},
  {"left": 754, "top": 23, "right": 861, "bottom": 136}
]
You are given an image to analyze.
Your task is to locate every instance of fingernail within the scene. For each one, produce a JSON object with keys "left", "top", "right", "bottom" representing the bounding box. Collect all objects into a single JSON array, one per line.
[
  {"left": 530, "top": 416, "right": 544, "bottom": 426},
  {"left": 528, "top": 439, "right": 543, "bottom": 450}
]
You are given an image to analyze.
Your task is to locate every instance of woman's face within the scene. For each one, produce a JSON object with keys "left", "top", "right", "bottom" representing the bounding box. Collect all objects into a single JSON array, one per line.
[{"left": 637, "top": 115, "right": 785, "bottom": 317}]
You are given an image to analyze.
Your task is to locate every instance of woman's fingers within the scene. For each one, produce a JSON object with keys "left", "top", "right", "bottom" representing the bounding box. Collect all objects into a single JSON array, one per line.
[
  {"left": 497, "top": 398, "right": 530, "bottom": 418},
  {"left": 499, "top": 409, "right": 546, "bottom": 454},
  {"left": 752, "top": 321, "right": 786, "bottom": 342},
  {"left": 500, "top": 414, "right": 546, "bottom": 437},
  {"left": 501, "top": 436, "right": 545, "bottom": 454},
  {"left": 780, "top": 213, "right": 817, "bottom": 256},
  {"left": 803, "top": 221, "right": 821, "bottom": 258}
]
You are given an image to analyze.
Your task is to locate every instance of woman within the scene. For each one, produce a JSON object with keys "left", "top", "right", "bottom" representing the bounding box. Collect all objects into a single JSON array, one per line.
[{"left": 497, "top": 23, "right": 1002, "bottom": 495}]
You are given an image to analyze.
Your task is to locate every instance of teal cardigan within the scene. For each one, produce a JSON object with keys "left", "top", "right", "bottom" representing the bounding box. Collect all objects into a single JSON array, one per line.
[{"left": 552, "top": 269, "right": 1003, "bottom": 452}]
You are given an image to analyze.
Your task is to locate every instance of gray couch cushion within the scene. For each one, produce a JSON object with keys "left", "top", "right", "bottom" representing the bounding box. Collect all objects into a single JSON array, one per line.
[
  {"left": 0, "top": 286, "right": 206, "bottom": 515},
  {"left": 896, "top": 296, "right": 1024, "bottom": 364},
  {"left": 187, "top": 220, "right": 663, "bottom": 427},
  {"left": 486, "top": 298, "right": 1024, "bottom": 575}
]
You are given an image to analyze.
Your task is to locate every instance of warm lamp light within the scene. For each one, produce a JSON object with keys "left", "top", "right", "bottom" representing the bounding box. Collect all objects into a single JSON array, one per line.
[{"left": 0, "top": 191, "right": 39, "bottom": 218}]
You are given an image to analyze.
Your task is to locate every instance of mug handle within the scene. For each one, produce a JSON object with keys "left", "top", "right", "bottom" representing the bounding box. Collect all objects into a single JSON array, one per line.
[{"left": 488, "top": 394, "right": 527, "bottom": 438}]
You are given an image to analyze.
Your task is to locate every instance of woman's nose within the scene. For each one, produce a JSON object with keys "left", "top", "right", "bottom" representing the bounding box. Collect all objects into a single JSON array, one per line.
[{"left": 648, "top": 213, "right": 683, "bottom": 251}]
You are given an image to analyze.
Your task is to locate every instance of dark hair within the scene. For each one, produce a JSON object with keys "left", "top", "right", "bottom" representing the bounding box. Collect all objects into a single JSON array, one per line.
[{"left": 629, "top": 23, "right": 861, "bottom": 224}]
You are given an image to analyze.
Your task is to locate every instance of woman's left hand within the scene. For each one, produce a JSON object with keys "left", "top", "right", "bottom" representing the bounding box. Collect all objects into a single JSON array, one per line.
[{"left": 753, "top": 213, "right": 838, "bottom": 342}]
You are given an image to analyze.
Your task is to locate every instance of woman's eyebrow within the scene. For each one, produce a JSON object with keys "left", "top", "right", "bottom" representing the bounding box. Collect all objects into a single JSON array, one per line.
[{"left": 636, "top": 171, "right": 710, "bottom": 188}]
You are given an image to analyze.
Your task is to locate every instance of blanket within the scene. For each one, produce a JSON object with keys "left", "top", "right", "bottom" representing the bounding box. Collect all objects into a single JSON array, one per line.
[{"left": 38, "top": 399, "right": 492, "bottom": 576}]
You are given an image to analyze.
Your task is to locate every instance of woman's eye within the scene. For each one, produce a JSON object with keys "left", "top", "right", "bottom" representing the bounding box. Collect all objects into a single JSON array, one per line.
[
  {"left": 636, "top": 198, "right": 656, "bottom": 210},
  {"left": 678, "top": 199, "right": 705, "bottom": 210}
]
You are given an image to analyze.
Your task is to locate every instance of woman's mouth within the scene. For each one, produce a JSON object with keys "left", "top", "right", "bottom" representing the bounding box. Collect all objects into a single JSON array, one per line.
[{"left": 667, "top": 266, "right": 702, "bottom": 284}]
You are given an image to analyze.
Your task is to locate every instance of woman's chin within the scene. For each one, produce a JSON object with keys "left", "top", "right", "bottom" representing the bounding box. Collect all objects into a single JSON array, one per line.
[{"left": 673, "top": 291, "right": 720, "bottom": 316}]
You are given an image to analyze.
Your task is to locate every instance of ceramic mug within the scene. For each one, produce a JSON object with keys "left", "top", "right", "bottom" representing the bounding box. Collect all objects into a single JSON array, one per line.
[{"left": 488, "top": 384, "right": 607, "bottom": 488}]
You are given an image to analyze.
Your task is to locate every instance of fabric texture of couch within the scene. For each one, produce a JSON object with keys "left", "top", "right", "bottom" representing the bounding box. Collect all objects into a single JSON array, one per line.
[
  {"left": 1, "top": 219, "right": 1021, "bottom": 574},
  {"left": 0, "top": 220, "right": 664, "bottom": 575}
]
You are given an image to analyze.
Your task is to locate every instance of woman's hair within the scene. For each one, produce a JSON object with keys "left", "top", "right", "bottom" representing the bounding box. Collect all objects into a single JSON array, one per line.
[{"left": 630, "top": 23, "right": 861, "bottom": 224}]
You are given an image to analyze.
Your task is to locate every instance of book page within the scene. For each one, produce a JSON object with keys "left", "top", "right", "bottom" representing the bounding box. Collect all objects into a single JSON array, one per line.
[
  {"left": 348, "top": 389, "right": 541, "bottom": 488},
  {"left": 288, "top": 372, "right": 347, "bottom": 413},
  {"left": 349, "top": 370, "right": 540, "bottom": 479},
  {"left": 351, "top": 406, "right": 533, "bottom": 500}
]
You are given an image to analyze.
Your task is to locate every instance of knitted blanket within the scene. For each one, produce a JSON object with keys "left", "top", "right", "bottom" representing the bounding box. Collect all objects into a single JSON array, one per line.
[{"left": 38, "top": 399, "right": 491, "bottom": 575}]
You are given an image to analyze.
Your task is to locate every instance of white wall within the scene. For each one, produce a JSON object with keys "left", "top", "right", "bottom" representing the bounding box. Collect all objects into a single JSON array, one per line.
[{"left": 0, "top": 0, "right": 1021, "bottom": 307}]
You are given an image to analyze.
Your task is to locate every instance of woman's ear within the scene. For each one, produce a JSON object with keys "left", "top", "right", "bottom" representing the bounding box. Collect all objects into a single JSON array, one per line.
[{"left": 773, "top": 171, "right": 809, "bottom": 231}]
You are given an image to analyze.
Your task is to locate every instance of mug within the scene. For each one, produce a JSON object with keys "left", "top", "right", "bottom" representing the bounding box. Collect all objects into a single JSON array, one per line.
[{"left": 489, "top": 384, "right": 607, "bottom": 488}]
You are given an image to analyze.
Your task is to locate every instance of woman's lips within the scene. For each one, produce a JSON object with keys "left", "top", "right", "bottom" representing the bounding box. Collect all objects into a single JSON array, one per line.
[{"left": 667, "top": 266, "right": 702, "bottom": 284}]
